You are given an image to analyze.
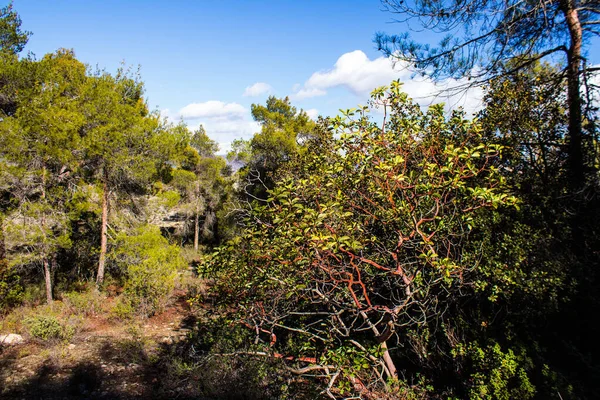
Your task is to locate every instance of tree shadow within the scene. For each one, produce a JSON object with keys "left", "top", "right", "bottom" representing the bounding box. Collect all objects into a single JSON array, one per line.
[
  {"left": 1, "top": 331, "right": 297, "bottom": 399},
  {"left": 1, "top": 359, "right": 117, "bottom": 399}
]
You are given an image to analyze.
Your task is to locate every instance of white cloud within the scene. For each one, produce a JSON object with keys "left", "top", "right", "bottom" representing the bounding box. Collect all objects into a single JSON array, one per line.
[
  {"left": 179, "top": 101, "right": 246, "bottom": 120},
  {"left": 291, "top": 87, "right": 327, "bottom": 100},
  {"left": 175, "top": 101, "right": 259, "bottom": 154},
  {"left": 243, "top": 82, "right": 273, "bottom": 97},
  {"left": 292, "top": 50, "right": 483, "bottom": 115},
  {"left": 160, "top": 108, "right": 174, "bottom": 121},
  {"left": 305, "top": 108, "right": 319, "bottom": 120},
  {"left": 301, "top": 50, "right": 398, "bottom": 97},
  {"left": 590, "top": 66, "right": 600, "bottom": 107}
]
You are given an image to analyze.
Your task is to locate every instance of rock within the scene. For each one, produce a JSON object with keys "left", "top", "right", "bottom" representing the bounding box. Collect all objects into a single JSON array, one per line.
[
  {"left": 68, "top": 344, "right": 76, "bottom": 350},
  {"left": 0, "top": 333, "right": 24, "bottom": 345}
]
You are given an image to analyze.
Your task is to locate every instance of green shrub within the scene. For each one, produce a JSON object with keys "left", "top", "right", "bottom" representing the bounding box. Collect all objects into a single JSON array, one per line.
[
  {"left": 21, "top": 283, "right": 46, "bottom": 306},
  {"left": 113, "top": 225, "right": 185, "bottom": 316},
  {"left": 110, "top": 297, "right": 135, "bottom": 320},
  {"left": 25, "top": 314, "right": 76, "bottom": 341},
  {"left": 0, "top": 260, "right": 23, "bottom": 312},
  {"left": 452, "top": 341, "right": 536, "bottom": 400},
  {"left": 0, "top": 306, "right": 26, "bottom": 333},
  {"left": 205, "top": 82, "right": 521, "bottom": 397},
  {"left": 62, "top": 289, "right": 104, "bottom": 317}
]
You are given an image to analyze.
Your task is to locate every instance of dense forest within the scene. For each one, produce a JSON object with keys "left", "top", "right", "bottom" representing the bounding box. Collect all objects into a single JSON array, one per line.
[{"left": 1, "top": 1, "right": 600, "bottom": 399}]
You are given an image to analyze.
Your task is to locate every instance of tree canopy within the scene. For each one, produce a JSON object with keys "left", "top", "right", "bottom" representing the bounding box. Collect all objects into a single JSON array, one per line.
[
  {"left": 376, "top": 0, "right": 599, "bottom": 191},
  {"left": 0, "top": 2, "right": 30, "bottom": 55}
]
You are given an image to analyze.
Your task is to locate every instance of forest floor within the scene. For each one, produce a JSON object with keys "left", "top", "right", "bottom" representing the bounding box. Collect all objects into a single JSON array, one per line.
[{"left": 0, "top": 289, "right": 207, "bottom": 399}]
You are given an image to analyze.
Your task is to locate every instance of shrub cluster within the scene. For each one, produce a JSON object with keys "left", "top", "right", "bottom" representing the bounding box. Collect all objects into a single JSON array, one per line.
[{"left": 112, "top": 225, "right": 185, "bottom": 317}]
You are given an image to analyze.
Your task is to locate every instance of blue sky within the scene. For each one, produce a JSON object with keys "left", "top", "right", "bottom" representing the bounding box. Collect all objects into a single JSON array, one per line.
[{"left": 13, "top": 0, "right": 600, "bottom": 152}]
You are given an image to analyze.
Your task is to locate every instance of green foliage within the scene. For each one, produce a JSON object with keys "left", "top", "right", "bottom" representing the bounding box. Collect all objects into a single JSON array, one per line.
[
  {"left": 61, "top": 289, "right": 105, "bottom": 317},
  {"left": 474, "top": 66, "right": 600, "bottom": 399},
  {"left": 190, "top": 125, "right": 219, "bottom": 157},
  {"left": 375, "top": 0, "right": 599, "bottom": 91},
  {"left": 226, "top": 138, "right": 251, "bottom": 165},
  {"left": 0, "top": 5, "right": 596, "bottom": 398},
  {"left": 171, "top": 130, "right": 231, "bottom": 246},
  {"left": 0, "top": 2, "right": 30, "bottom": 55},
  {"left": 1, "top": 41, "right": 193, "bottom": 295},
  {"left": 80, "top": 68, "right": 163, "bottom": 188},
  {"left": 0, "top": 50, "right": 82, "bottom": 264},
  {"left": 3, "top": 200, "right": 72, "bottom": 267},
  {"left": 176, "top": 316, "right": 296, "bottom": 399},
  {"left": 113, "top": 225, "right": 184, "bottom": 316},
  {"left": 111, "top": 297, "right": 136, "bottom": 320},
  {"left": 449, "top": 341, "right": 535, "bottom": 399},
  {"left": 155, "top": 189, "right": 181, "bottom": 208},
  {"left": 0, "top": 45, "right": 38, "bottom": 117},
  {"left": 21, "top": 283, "right": 47, "bottom": 305},
  {"left": 206, "top": 81, "right": 520, "bottom": 397},
  {"left": 25, "top": 314, "right": 76, "bottom": 341},
  {"left": 0, "top": 259, "right": 23, "bottom": 312},
  {"left": 233, "top": 96, "right": 316, "bottom": 199}
]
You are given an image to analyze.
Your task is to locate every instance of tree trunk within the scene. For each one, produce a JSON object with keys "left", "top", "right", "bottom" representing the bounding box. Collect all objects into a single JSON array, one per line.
[
  {"left": 560, "top": 0, "right": 588, "bottom": 257},
  {"left": 51, "top": 253, "right": 58, "bottom": 291},
  {"left": 43, "top": 257, "right": 53, "bottom": 303},
  {"left": 194, "top": 208, "right": 200, "bottom": 252},
  {"left": 96, "top": 179, "right": 109, "bottom": 287},
  {"left": 381, "top": 341, "right": 398, "bottom": 379},
  {"left": 194, "top": 182, "right": 201, "bottom": 252},
  {"left": 40, "top": 165, "right": 52, "bottom": 303},
  {"left": 561, "top": 0, "right": 584, "bottom": 190},
  {"left": 0, "top": 213, "right": 5, "bottom": 262},
  {"left": 359, "top": 311, "right": 398, "bottom": 379}
]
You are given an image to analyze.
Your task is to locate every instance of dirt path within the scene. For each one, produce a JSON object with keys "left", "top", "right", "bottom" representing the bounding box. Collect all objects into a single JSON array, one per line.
[{"left": 0, "top": 294, "right": 200, "bottom": 399}]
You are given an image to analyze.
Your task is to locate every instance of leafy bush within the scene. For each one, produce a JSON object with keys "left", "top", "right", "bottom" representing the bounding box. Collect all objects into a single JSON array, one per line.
[
  {"left": 110, "top": 296, "right": 135, "bottom": 320},
  {"left": 25, "top": 314, "right": 76, "bottom": 341},
  {"left": 205, "top": 82, "right": 522, "bottom": 397},
  {"left": 62, "top": 289, "right": 105, "bottom": 317},
  {"left": 112, "top": 225, "right": 185, "bottom": 316},
  {"left": 0, "top": 306, "right": 26, "bottom": 333},
  {"left": 0, "top": 260, "right": 23, "bottom": 312},
  {"left": 163, "top": 316, "right": 297, "bottom": 399},
  {"left": 452, "top": 341, "right": 536, "bottom": 400},
  {"left": 21, "top": 283, "right": 47, "bottom": 306}
]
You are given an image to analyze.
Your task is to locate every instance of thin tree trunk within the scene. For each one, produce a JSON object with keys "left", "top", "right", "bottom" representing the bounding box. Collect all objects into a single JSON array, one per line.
[
  {"left": 560, "top": 0, "right": 587, "bottom": 257},
  {"left": 561, "top": 0, "right": 584, "bottom": 190},
  {"left": 96, "top": 179, "right": 109, "bottom": 287},
  {"left": 381, "top": 341, "right": 397, "bottom": 379},
  {"left": 51, "top": 253, "right": 58, "bottom": 290},
  {"left": 194, "top": 208, "right": 200, "bottom": 252},
  {"left": 43, "top": 257, "right": 53, "bottom": 303},
  {"left": 41, "top": 165, "right": 52, "bottom": 303},
  {"left": 194, "top": 182, "right": 201, "bottom": 251},
  {"left": 0, "top": 213, "right": 5, "bottom": 262},
  {"left": 360, "top": 311, "right": 398, "bottom": 380}
]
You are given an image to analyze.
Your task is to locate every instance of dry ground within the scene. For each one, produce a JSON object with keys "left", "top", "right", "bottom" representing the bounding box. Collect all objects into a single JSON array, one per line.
[{"left": 0, "top": 293, "right": 204, "bottom": 399}]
